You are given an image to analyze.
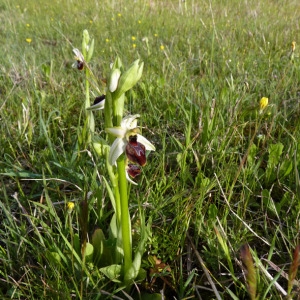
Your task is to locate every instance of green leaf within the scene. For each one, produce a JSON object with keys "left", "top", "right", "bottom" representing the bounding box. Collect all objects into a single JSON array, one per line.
[
  {"left": 92, "top": 229, "right": 114, "bottom": 267},
  {"left": 92, "top": 229, "right": 105, "bottom": 265},
  {"left": 135, "top": 268, "right": 147, "bottom": 282},
  {"left": 74, "top": 233, "right": 81, "bottom": 256},
  {"left": 92, "top": 137, "right": 109, "bottom": 158},
  {"left": 208, "top": 203, "right": 218, "bottom": 224},
  {"left": 100, "top": 264, "right": 122, "bottom": 282},
  {"left": 1, "top": 170, "right": 42, "bottom": 178},
  {"left": 102, "top": 176, "right": 116, "bottom": 212},
  {"left": 266, "top": 143, "right": 284, "bottom": 182},
  {"left": 279, "top": 159, "right": 293, "bottom": 178},
  {"left": 49, "top": 251, "right": 61, "bottom": 263},
  {"left": 262, "top": 189, "right": 279, "bottom": 217},
  {"left": 296, "top": 141, "right": 300, "bottom": 166},
  {"left": 225, "top": 287, "right": 240, "bottom": 300},
  {"left": 136, "top": 293, "right": 162, "bottom": 300},
  {"left": 124, "top": 216, "right": 151, "bottom": 285},
  {"left": 85, "top": 242, "right": 94, "bottom": 263},
  {"left": 109, "top": 213, "right": 118, "bottom": 239},
  {"left": 247, "top": 143, "right": 257, "bottom": 167}
]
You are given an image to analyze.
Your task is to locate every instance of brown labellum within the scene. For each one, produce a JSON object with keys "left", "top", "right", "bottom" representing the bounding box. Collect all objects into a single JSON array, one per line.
[{"left": 126, "top": 135, "right": 146, "bottom": 166}]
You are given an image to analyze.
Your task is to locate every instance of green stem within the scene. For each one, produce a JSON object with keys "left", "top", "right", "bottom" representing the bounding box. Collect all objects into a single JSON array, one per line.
[
  {"left": 114, "top": 178, "right": 122, "bottom": 227},
  {"left": 105, "top": 147, "right": 121, "bottom": 225},
  {"left": 85, "top": 70, "right": 95, "bottom": 142},
  {"left": 112, "top": 93, "right": 125, "bottom": 126},
  {"left": 117, "top": 157, "right": 132, "bottom": 276},
  {"left": 85, "top": 69, "right": 90, "bottom": 109},
  {"left": 68, "top": 213, "right": 75, "bottom": 275}
]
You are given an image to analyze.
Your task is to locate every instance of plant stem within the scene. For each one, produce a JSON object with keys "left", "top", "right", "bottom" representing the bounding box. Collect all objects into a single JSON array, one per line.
[
  {"left": 85, "top": 68, "right": 95, "bottom": 143},
  {"left": 117, "top": 157, "right": 132, "bottom": 276}
]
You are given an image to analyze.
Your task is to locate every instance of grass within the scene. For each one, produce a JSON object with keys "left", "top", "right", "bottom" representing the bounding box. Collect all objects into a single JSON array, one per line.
[{"left": 1, "top": 0, "right": 300, "bottom": 298}]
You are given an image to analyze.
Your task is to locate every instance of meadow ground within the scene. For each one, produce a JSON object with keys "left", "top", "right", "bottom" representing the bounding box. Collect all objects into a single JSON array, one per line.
[{"left": 1, "top": 0, "right": 300, "bottom": 299}]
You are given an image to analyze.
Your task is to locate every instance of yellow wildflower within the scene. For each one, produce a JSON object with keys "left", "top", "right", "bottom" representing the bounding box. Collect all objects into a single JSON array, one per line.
[
  {"left": 160, "top": 45, "right": 165, "bottom": 51},
  {"left": 291, "top": 41, "right": 296, "bottom": 52},
  {"left": 132, "top": 36, "right": 136, "bottom": 41},
  {"left": 67, "top": 202, "right": 75, "bottom": 213},
  {"left": 26, "top": 38, "right": 32, "bottom": 43},
  {"left": 259, "top": 97, "right": 268, "bottom": 114},
  {"left": 290, "top": 41, "right": 296, "bottom": 62},
  {"left": 132, "top": 44, "right": 136, "bottom": 48}
]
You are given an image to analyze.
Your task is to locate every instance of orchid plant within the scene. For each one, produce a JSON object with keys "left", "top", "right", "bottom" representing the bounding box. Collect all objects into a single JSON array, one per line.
[{"left": 72, "top": 30, "right": 155, "bottom": 287}]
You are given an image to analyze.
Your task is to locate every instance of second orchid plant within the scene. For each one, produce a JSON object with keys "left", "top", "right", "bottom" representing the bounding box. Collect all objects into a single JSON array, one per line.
[{"left": 73, "top": 30, "right": 155, "bottom": 286}]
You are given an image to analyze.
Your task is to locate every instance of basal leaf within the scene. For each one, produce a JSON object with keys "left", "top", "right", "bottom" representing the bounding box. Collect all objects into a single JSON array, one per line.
[{"left": 100, "top": 264, "right": 122, "bottom": 282}]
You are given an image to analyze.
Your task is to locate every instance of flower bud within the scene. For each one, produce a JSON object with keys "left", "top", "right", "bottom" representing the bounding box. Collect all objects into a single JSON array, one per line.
[
  {"left": 110, "top": 56, "right": 123, "bottom": 70},
  {"left": 113, "top": 59, "right": 144, "bottom": 98},
  {"left": 109, "top": 68, "right": 121, "bottom": 92},
  {"left": 82, "top": 30, "right": 90, "bottom": 52},
  {"left": 86, "top": 38, "right": 94, "bottom": 62}
]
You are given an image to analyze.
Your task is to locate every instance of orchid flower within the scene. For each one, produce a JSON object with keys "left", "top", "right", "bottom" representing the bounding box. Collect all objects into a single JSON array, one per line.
[
  {"left": 125, "top": 163, "right": 141, "bottom": 185},
  {"left": 86, "top": 95, "right": 105, "bottom": 111},
  {"left": 106, "top": 114, "right": 155, "bottom": 166},
  {"left": 72, "top": 48, "right": 85, "bottom": 70}
]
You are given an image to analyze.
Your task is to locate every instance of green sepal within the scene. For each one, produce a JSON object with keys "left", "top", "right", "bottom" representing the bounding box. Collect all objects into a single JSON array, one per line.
[
  {"left": 82, "top": 29, "right": 90, "bottom": 57},
  {"left": 113, "top": 59, "right": 144, "bottom": 99},
  {"left": 109, "top": 68, "right": 121, "bottom": 92},
  {"left": 86, "top": 38, "right": 94, "bottom": 62}
]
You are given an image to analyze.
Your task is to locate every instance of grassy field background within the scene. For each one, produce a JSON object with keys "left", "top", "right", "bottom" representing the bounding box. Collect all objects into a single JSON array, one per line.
[{"left": 1, "top": 0, "right": 300, "bottom": 299}]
